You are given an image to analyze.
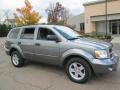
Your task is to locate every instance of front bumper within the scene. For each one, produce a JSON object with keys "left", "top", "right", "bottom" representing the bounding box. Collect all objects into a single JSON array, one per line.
[{"left": 91, "top": 54, "right": 119, "bottom": 74}]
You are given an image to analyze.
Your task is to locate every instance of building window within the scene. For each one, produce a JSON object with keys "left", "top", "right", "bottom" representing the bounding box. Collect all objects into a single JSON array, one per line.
[{"left": 80, "top": 23, "right": 84, "bottom": 34}]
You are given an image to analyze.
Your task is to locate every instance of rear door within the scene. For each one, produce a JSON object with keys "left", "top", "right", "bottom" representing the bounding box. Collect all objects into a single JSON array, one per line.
[
  {"left": 18, "top": 27, "right": 36, "bottom": 60},
  {"left": 6, "top": 28, "right": 21, "bottom": 50}
]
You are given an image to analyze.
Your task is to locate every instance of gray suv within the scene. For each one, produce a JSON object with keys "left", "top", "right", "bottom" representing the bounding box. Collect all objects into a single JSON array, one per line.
[{"left": 5, "top": 25, "right": 119, "bottom": 83}]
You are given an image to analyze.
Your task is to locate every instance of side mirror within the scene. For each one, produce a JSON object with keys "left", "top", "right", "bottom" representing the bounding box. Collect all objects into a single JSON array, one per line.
[{"left": 47, "top": 35, "right": 60, "bottom": 42}]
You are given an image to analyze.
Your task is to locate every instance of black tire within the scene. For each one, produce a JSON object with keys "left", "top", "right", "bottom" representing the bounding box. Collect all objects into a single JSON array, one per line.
[
  {"left": 66, "top": 57, "right": 92, "bottom": 83},
  {"left": 11, "top": 51, "right": 24, "bottom": 67}
]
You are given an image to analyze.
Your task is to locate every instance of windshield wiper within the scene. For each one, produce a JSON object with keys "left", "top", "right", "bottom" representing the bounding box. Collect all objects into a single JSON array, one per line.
[
  {"left": 68, "top": 35, "right": 84, "bottom": 40},
  {"left": 68, "top": 37, "right": 79, "bottom": 40},
  {"left": 77, "top": 35, "right": 84, "bottom": 38}
]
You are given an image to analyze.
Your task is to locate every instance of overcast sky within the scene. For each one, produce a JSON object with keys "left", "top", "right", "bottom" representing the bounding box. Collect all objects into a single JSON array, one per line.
[{"left": 0, "top": 0, "right": 97, "bottom": 23}]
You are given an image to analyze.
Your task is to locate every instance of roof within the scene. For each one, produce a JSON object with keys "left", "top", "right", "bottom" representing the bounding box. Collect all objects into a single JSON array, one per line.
[
  {"left": 83, "top": 0, "right": 119, "bottom": 6},
  {"left": 13, "top": 24, "right": 66, "bottom": 29}
]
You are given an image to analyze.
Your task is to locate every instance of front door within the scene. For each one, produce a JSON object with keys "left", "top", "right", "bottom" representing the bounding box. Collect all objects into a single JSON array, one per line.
[
  {"left": 111, "top": 22, "right": 118, "bottom": 34},
  {"left": 34, "top": 27, "right": 60, "bottom": 65}
]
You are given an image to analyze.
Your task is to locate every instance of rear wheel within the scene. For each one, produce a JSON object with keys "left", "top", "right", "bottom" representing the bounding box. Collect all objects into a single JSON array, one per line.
[
  {"left": 11, "top": 51, "right": 24, "bottom": 67},
  {"left": 66, "top": 57, "right": 92, "bottom": 83}
]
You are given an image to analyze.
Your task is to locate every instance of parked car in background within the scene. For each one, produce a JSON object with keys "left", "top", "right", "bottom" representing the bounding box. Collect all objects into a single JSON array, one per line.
[{"left": 5, "top": 25, "right": 119, "bottom": 83}]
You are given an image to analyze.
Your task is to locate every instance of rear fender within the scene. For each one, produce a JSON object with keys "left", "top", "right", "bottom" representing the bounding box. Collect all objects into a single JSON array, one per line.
[{"left": 10, "top": 44, "right": 24, "bottom": 58}]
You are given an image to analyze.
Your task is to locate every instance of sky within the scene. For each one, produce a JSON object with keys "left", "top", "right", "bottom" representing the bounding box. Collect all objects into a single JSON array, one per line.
[{"left": 0, "top": 0, "right": 97, "bottom": 23}]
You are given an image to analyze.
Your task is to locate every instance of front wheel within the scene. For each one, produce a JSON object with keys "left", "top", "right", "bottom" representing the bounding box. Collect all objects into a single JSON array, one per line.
[
  {"left": 66, "top": 57, "right": 92, "bottom": 83},
  {"left": 11, "top": 51, "right": 24, "bottom": 67}
]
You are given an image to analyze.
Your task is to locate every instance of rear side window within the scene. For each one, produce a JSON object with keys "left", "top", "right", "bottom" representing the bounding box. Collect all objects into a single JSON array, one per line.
[
  {"left": 20, "top": 27, "right": 35, "bottom": 39},
  {"left": 8, "top": 28, "right": 20, "bottom": 39}
]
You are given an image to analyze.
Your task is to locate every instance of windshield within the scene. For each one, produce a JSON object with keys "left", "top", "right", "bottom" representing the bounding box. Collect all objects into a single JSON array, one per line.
[{"left": 53, "top": 26, "right": 82, "bottom": 40}]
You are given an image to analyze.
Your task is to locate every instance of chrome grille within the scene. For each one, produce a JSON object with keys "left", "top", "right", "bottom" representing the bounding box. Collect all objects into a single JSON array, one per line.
[
  {"left": 109, "top": 48, "right": 112, "bottom": 53},
  {"left": 109, "top": 48, "right": 113, "bottom": 58}
]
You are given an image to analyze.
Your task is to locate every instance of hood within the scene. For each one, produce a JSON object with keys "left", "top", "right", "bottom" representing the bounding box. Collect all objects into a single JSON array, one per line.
[{"left": 72, "top": 38, "right": 112, "bottom": 49}]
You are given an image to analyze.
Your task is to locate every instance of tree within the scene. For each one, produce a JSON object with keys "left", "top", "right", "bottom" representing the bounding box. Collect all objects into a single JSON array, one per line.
[
  {"left": 46, "top": 2, "right": 71, "bottom": 25},
  {"left": 3, "top": 10, "right": 10, "bottom": 22},
  {"left": 14, "top": 0, "right": 41, "bottom": 26},
  {"left": 0, "top": 9, "right": 11, "bottom": 24},
  {"left": 62, "top": 8, "right": 71, "bottom": 25},
  {"left": 46, "top": 2, "right": 64, "bottom": 24}
]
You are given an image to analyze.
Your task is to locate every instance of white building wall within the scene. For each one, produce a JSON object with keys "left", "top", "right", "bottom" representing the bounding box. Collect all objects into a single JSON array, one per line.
[{"left": 67, "top": 14, "right": 84, "bottom": 32}]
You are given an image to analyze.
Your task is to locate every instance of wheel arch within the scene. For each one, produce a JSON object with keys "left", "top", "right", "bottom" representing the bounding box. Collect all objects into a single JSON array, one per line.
[
  {"left": 9, "top": 48, "right": 18, "bottom": 56},
  {"left": 60, "top": 49, "right": 95, "bottom": 74},
  {"left": 9, "top": 45, "right": 24, "bottom": 58},
  {"left": 63, "top": 55, "right": 94, "bottom": 74}
]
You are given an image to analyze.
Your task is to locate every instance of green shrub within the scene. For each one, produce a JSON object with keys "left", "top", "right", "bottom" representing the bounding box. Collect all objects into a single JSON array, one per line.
[
  {"left": 105, "top": 35, "right": 112, "bottom": 39},
  {"left": 0, "top": 24, "right": 12, "bottom": 37},
  {"left": 83, "top": 31, "right": 112, "bottom": 41}
]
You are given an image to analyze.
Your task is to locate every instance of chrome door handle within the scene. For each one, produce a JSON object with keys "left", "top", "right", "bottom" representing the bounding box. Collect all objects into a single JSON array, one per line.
[
  {"left": 18, "top": 42, "right": 21, "bottom": 45},
  {"left": 35, "top": 43, "right": 40, "bottom": 46}
]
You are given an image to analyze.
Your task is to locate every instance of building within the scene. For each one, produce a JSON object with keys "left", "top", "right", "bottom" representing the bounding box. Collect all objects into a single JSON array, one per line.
[
  {"left": 67, "top": 0, "right": 120, "bottom": 35},
  {"left": 67, "top": 14, "right": 84, "bottom": 33},
  {"left": 3, "top": 19, "right": 15, "bottom": 27}
]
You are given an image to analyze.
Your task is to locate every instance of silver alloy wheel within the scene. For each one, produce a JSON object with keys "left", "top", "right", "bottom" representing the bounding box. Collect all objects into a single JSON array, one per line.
[
  {"left": 69, "top": 62, "right": 85, "bottom": 80},
  {"left": 12, "top": 54, "right": 19, "bottom": 65}
]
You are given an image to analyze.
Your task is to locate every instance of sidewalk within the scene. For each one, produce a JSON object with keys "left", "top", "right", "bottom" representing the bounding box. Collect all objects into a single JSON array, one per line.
[{"left": 111, "top": 36, "right": 120, "bottom": 43}]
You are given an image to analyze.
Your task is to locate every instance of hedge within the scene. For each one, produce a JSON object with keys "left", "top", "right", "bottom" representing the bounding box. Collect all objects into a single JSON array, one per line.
[{"left": 0, "top": 24, "right": 12, "bottom": 37}]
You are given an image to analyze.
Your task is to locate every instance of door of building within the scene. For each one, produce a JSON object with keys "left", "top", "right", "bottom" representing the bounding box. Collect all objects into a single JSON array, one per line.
[
  {"left": 118, "top": 21, "right": 120, "bottom": 35},
  {"left": 110, "top": 20, "right": 120, "bottom": 35}
]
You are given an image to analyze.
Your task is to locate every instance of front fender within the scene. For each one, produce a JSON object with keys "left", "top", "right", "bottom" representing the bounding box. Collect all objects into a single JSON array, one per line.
[{"left": 60, "top": 49, "right": 94, "bottom": 65}]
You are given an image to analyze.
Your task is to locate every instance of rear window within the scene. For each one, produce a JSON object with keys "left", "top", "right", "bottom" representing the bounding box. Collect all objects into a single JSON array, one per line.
[
  {"left": 8, "top": 28, "right": 20, "bottom": 39},
  {"left": 20, "top": 27, "right": 35, "bottom": 39}
]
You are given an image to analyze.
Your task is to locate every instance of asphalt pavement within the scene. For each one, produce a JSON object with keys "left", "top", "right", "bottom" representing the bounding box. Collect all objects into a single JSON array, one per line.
[{"left": 0, "top": 37, "right": 120, "bottom": 90}]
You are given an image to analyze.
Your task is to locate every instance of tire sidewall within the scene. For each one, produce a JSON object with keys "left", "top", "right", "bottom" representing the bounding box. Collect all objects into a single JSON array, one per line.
[
  {"left": 66, "top": 57, "right": 92, "bottom": 83},
  {"left": 11, "top": 51, "right": 24, "bottom": 67}
]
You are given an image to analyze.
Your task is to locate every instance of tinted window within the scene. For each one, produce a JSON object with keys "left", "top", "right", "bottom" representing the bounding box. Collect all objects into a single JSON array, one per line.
[
  {"left": 37, "top": 28, "right": 55, "bottom": 40},
  {"left": 8, "top": 28, "right": 20, "bottom": 39},
  {"left": 53, "top": 26, "right": 81, "bottom": 40},
  {"left": 20, "top": 28, "right": 35, "bottom": 39}
]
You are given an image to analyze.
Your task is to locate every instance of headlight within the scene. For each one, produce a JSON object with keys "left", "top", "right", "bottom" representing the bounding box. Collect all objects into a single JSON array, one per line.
[{"left": 95, "top": 50, "right": 108, "bottom": 59}]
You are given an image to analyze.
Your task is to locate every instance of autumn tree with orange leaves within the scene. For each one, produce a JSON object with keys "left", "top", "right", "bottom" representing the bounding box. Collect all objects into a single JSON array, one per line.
[{"left": 14, "top": 0, "right": 41, "bottom": 26}]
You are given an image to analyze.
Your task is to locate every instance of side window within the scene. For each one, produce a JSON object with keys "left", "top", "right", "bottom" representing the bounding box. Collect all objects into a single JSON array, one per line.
[
  {"left": 8, "top": 28, "right": 20, "bottom": 39},
  {"left": 37, "top": 28, "right": 55, "bottom": 40},
  {"left": 20, "top": 27, "right": 35, "bottom": 39}
]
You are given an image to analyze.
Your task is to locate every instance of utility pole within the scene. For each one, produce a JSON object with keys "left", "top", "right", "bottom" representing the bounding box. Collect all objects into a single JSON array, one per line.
[{"left": 105, "top": 0, "right": 108, "bottom": 37}]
